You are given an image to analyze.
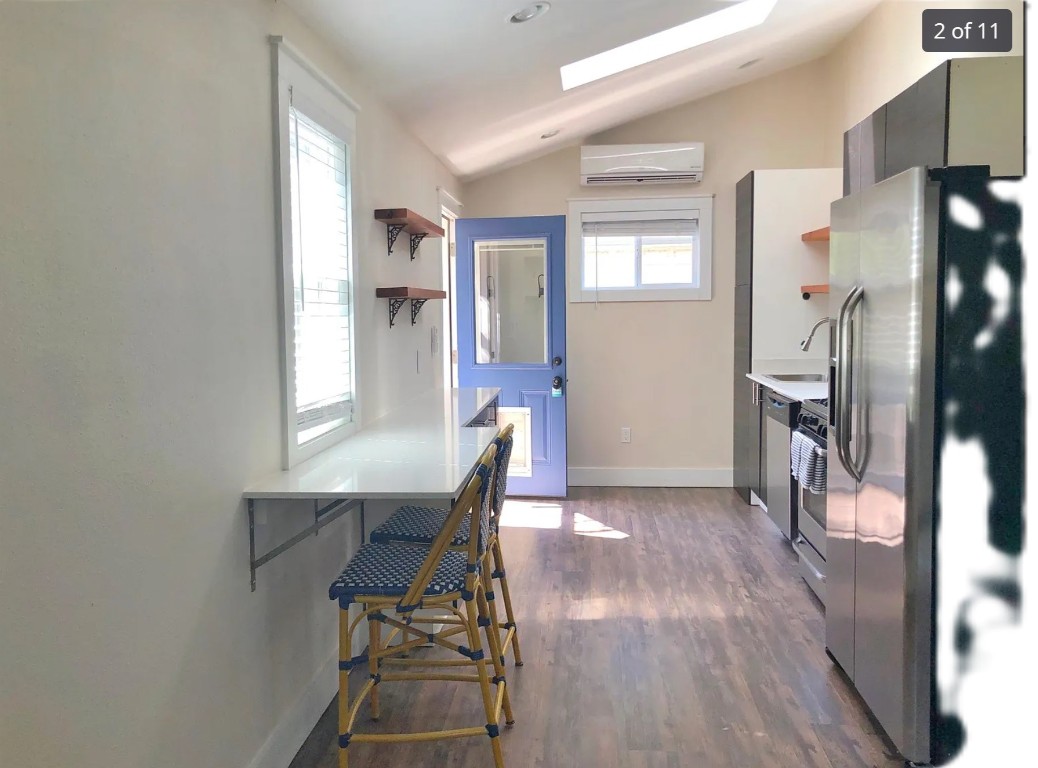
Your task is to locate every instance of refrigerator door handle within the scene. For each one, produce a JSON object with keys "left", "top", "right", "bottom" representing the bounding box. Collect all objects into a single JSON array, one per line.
[
  {"left": 833, "top": 286, "right": 856, "bottom": 478},
  {"left": 841, "top": 285, "right": 866, "bottom": 482},
  {"left": 847, "top": 288, "right": 863, "bottom": 479}
]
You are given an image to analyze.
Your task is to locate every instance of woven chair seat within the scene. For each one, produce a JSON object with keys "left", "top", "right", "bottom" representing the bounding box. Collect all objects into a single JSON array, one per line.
[
  {"left": 328, "top": 543, "right": 468, "bottom": 604},
  {"left": 370, "top": 505, "right": 473, "bottom": 547}
]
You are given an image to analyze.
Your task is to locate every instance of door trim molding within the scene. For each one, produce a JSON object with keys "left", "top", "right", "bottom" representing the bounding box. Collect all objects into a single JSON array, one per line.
[{"left": 568, "top": 467, "right": 733, "bottom": 487}]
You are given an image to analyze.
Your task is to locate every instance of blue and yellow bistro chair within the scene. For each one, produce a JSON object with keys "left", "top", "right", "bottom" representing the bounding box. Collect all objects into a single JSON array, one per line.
[
  {"left": 369, "top": 424, "right": 523, "bottom": 666},
  {"left": 328, "top": 445, "right": 512, "bottom": 767}
]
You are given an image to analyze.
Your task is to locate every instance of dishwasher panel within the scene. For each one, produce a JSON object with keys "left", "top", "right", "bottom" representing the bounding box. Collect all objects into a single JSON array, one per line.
[{"left": 764, "top": 393, "right": 798, "bottom": 539}]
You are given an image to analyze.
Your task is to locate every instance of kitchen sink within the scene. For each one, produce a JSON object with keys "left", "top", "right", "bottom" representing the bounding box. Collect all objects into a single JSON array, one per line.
[{"left": 768, "top": 373, "right": 827, "bottom": 382}]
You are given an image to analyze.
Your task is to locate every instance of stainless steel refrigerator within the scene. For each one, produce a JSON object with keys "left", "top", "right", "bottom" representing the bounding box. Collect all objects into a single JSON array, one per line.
[{"left": 825, "top": 165, "right": 1006, "bottom": 765}]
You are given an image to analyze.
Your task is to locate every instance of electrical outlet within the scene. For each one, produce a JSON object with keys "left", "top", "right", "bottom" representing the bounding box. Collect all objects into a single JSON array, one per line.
[{"left": 621, "top": 427, "right": 632, "bottom": 443}]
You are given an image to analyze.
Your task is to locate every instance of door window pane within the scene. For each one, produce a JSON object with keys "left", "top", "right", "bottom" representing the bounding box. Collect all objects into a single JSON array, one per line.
[{"left": 473, "top": 239, "right": 548, "bottom": 365}]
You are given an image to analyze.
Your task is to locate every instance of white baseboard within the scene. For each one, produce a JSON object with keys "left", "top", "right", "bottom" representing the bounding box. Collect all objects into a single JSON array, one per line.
[
  {"left": 567, "top": 467, "right": 733, "bottom": 488},
  {"left": 247, "top": 648, "right": 338, "bottom": 768}
]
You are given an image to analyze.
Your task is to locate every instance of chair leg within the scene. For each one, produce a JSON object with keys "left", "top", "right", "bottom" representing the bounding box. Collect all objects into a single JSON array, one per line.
[
  {"left": 465, "top": 589, "right": 506, "bottom": 768},
  {"left": 338, "top": 605, "right": 352, "bottom": 768},
  {"left": 492, "top": 538, "right": 524, "bottom": 666},
  {"left": 479, "top": 571, "right": 515, "bottom": 726},
  {"left": 367, "top": 609, "right": 381, "bottom": 721}
]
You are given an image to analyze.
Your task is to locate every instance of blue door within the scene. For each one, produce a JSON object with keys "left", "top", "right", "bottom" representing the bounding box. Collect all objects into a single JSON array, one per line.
[{"left": 456, "top": 216, "right": 567, "bottom": 497}]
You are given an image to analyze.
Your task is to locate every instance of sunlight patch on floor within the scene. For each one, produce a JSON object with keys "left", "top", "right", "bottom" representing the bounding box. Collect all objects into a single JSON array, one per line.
[
  {"left": 498, "top": 500, "right": 563, "bottom": 529},
  {"left": 573, "top": 512, "right": 630, "bottom": 539}
]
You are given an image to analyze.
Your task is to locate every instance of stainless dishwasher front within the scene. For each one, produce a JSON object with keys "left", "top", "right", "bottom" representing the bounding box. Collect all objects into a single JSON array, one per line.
[{"left": 764, "top": 393, "right": 798, "bottom": 540}]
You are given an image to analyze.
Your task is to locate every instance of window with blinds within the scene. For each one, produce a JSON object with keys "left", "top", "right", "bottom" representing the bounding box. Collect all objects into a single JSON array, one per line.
[
  {"left": 582, "top": 215, "right": 699, "bottom": 290},
  {"left": 567, "top": 197, "right": 714, "bottom": 303},
  {"left": 288, "top": 107, "right": 354, "bottom": 446},
  {"left": 273, "top": 40, "right": 359, "bottom": 468}
]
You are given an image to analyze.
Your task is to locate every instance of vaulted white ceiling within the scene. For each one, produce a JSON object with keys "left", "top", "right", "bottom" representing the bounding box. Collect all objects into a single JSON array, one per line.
[{"left": 285, "top": 0, "right": 881, "bottom": 180}]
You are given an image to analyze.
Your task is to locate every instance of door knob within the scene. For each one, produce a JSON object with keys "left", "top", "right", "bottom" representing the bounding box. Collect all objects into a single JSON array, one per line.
[{"left": 551, "top": 375, "right": 564, "bottom": 397}]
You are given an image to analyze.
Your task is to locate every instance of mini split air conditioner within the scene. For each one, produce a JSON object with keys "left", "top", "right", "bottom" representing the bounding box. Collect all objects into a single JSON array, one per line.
[{"left": 580, "top": 142, "right": 704, "bottom": 186}]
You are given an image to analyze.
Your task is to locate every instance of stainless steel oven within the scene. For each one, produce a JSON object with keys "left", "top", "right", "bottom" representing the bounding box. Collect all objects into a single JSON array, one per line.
[{"left": 793, "top": 401, "right": 827, "bottom": 605}]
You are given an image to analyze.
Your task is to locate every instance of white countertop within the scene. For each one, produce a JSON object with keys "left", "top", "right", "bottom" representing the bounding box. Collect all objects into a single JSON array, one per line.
[
  {"left": 746, "top": 373, "right": 827, "bottom": 402},
  {"left": 243, "top": 388, "right": 501, "bottom": 500}
]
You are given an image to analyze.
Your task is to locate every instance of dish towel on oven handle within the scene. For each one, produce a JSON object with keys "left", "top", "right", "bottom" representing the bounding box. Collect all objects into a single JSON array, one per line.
[{"left": 790, "top": 428, "right": 827, "bottom": 494}]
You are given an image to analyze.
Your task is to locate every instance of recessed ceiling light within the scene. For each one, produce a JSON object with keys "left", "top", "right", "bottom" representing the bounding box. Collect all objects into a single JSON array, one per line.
[
  {"left": 540, "top": 129, "right": 560, "bottom": 139},
  {"left": 739, "top": 58, "right": 762, "bottom": 69},
  {"left": 560, "top": 0, "right": 777, "bottom": 90},
  {"left": 509, "top": 3, "right": 550, "bottom": 24}
]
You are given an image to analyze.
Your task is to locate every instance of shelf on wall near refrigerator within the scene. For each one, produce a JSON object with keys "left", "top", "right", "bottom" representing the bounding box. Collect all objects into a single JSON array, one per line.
[
  {"left": 801, "top": 226, "right": 830, "bottom": 242},
  {"left": 800, "top": 284, "right": 829, "bottom": 300}
]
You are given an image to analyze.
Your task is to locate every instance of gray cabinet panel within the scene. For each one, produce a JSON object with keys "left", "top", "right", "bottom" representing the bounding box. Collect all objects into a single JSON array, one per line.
[
  {"left": 883, "top": 63, "right": 948, "bottom": 179},
  {"left": 733, "top": 172, "right": 758, "bottom": 504},
  {"left": 845, "top": 106, "right": 887, "bottom": 197},
  {"left": 735, "top": 172, "right": 754, "bottom": 287},
  {"left": 845, "top": 57, "right": 1023, "bottom": 198},
  {"left": 733, "top": 283, "right": 755, "bottom": 502},
  {"left": 842, "top": 123, "right": 859, "bottom": 197}
]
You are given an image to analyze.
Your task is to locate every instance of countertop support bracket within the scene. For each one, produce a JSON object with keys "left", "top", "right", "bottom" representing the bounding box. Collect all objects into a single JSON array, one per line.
[{"left": 248, "top": 497, "right": 364, "bottom": 592}]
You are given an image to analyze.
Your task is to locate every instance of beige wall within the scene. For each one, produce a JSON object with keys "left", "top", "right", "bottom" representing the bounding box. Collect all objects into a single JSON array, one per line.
[
  {"left": 463, "top": 60, "right": 832, "bottom": 483},
  {"left": 821, "top": 0, "right": 1025, "bottom": 164},
  {"left": 0, "top": 2, "right": 455, "bottom": 767}
]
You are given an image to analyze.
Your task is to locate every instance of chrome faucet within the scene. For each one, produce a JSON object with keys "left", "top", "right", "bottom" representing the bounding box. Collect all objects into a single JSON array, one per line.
[{"left": 800, "top": 317, "right": 832, "bottom": 351}]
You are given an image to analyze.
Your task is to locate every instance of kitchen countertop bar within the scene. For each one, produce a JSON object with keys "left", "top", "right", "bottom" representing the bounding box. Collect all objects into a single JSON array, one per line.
[
  {"left": 242, "top": 387, "right": 500, "bottom": 590},
  {"left": 746, "top": 373, "right": 827, "bottom": 402},
  {"left": 244, "top": 387, "right": 501, "bottom": 500}
]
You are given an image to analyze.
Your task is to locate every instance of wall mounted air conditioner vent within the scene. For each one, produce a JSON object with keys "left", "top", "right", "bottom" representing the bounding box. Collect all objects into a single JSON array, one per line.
[{"left": 580, "top": 143, "right": 704, "bottom": 186}]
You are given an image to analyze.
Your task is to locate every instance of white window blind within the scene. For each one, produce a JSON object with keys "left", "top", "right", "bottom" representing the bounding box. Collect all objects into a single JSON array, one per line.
[
  {"left": 289, "top": 106, "right": 354, "bottom": 445},
  {"left": 581, "top": 214, "right": 699, "bottom": 290}
]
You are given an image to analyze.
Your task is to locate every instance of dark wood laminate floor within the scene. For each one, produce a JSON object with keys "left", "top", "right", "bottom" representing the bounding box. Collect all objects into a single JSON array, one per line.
[{"left": 291, "top": 488, "right": 902, "bottom": 768}]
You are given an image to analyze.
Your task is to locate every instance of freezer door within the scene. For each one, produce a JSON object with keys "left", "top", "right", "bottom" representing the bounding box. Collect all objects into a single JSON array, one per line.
[
  {"left": 825, "top": 192, "right": 860, "bottom": 676},
  {"left": 853, "top": 166, "right": 937, "bottom": 764}
]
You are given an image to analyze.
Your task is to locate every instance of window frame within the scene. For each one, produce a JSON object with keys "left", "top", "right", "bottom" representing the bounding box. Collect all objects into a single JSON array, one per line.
[
  {"left": 567, "top": 196, "right": 714, "bottom": 303},
  {"left": 271, "top": 37, "right": 361, "bottom": 469}
]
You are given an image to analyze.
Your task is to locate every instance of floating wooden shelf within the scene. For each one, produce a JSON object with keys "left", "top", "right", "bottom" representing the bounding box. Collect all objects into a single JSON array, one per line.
[
  {"left": 801, "top": 284, "right": 830, "bottom": 301},
  {"left": 376, "top": 287, "right": 447, "bottom": 327},
  {"left": 374, "top": 209, "right": 445, "bottom": 259},
  {"left": 801, "top": 226, "right": 831, "bottom": 243}
]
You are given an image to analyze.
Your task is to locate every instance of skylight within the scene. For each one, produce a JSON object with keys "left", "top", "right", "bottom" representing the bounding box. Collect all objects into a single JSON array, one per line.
[{"left": 559, "top": 0, "right": 778, "bottom": 90}]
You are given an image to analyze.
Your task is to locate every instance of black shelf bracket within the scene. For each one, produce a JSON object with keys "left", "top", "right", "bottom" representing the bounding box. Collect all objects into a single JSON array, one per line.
[
  {"left": 409, "top": 233, "right": 427, "bottom": 260},
  {"left": 410, "top": 299, "right": 428, "bottom": 325},
  {"left": 387, "top": 298, "right": 406, "bottom": 328},
  {"left": 385, "top": 224, "right": 406, "bottom": 256}
]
